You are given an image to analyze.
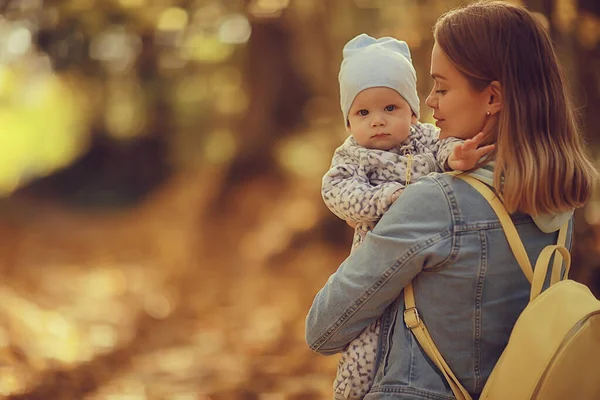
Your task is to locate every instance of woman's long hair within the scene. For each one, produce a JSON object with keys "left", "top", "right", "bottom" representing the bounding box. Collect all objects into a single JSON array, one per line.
[{"left": 434, "top": 0, "right": 598, "bottom": 215}]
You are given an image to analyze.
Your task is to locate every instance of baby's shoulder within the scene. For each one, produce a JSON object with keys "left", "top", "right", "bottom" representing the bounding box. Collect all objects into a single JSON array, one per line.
[{"left": 410, "top": 121, "right": 440, "bottom": 140}]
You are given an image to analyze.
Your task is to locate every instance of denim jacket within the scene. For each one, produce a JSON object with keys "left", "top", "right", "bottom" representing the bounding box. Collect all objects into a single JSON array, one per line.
[{"left": 306, "top": 172, "right": 572, "bottom": 399}]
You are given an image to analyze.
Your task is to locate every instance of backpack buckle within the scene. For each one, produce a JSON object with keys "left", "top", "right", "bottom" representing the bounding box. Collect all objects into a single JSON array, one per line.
[{"left": 404, "top": 307, "right": 421, "bottom": 329}]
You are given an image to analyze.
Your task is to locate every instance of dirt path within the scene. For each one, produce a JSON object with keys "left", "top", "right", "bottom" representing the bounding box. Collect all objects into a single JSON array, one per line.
[{"left": 0, "top": 170, "right": 345, "bottom": 399}]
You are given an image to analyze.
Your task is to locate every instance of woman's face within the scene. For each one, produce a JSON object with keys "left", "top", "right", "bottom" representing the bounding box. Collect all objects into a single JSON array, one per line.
[{"left": 425, "top": 43, "right": 491, "bottom": 140}]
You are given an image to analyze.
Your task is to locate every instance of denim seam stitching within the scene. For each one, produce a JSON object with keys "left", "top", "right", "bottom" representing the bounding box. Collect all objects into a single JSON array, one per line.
[
  {"left": 381, "top": 299, "right": 400, "bottom": 374},
  {"left": 473, "top": 230, "right": 487, "bottom": 392},
  {"left": 456, "top": 217, "right": 533, "bottom": 232},
  {"left": 369, "top": 385, "right": 456, "bottom": 400},
  {"left": 408, "top": 327, "right": 417, "bottom": 385},
  {"left": 428, "top": 174, "right": 460, "bottom": 268}
]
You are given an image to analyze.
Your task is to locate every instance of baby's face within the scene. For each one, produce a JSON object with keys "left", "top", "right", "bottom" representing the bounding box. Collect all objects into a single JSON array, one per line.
[{"left": 347, "top": 87, "right": 416, "bottom": 150}]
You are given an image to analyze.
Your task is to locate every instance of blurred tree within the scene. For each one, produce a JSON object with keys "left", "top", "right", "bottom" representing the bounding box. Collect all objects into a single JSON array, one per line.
[
  {"left": 218, "top": 14, "right": 311, "bottom": 197},
  {"left": 14, "top": 4, "right": 172, "bottom": 207}
]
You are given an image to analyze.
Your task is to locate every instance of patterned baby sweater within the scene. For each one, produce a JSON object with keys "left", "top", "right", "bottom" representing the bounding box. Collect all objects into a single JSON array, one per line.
[{"left": 322, "top": 122, "right": 459, "bottom": 224}]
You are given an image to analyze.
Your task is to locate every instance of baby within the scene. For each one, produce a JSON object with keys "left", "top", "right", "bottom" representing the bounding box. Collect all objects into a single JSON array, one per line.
[{"left": 322, "top": 34, "right": 483, "bottom": 399}]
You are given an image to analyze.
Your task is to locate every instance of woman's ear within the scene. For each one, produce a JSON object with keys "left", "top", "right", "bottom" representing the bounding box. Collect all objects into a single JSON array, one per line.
[{"left": 487, "top": 81, "right": 502, "bottom": 115}]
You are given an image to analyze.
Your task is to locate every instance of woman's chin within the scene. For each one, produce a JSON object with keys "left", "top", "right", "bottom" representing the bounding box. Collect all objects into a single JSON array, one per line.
[{"left": 438, "top": 129, "right": 451, "bottom": 139}]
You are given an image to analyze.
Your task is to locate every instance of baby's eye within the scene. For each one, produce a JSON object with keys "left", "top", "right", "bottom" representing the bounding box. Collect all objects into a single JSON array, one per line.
[
  {"left": 385, "top": 105, "right": 396, "bottom": 112},
  {"left": 358, "top": 109, "right": 369, "bottom": 116}
]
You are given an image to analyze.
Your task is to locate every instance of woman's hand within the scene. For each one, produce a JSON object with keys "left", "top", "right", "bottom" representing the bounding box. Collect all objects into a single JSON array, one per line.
[{"left": 447, "top": 132, "right": 495, "bottom": 171}]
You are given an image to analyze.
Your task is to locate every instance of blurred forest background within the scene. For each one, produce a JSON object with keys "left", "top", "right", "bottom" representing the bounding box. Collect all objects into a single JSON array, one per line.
[{"left": 0, "top": 0, "right": 598, "bottom": 398}]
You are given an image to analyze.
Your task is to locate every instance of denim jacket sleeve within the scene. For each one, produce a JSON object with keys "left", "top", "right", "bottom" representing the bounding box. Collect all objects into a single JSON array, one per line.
[{"left": 306, "top": 175, "right": 455, "bottom": 354}]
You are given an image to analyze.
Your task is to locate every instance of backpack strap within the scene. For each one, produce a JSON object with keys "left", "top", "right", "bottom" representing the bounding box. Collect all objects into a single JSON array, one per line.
[
  {"left": 550, "top": 222, "right": 569, "bottom": 285},
  {"left": 404, "top": 284, "right": 473, "bottom": 400},
  {"left": 530, "top": 243, "right": 571, "bottom": 301}
]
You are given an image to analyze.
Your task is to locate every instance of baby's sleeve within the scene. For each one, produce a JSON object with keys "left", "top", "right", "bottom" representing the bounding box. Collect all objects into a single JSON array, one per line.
[
  {"left": 321, "top": 139, "right": 404, "bottom": 223},
  {"left": 436, "top": 137, "right": 463, "bottom": 171},
  {"left": 413, "top": 122, "right": 463, "bottom": 171}
]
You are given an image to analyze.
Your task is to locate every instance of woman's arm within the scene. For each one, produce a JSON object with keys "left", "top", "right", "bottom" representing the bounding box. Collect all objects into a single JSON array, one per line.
[{"left": 307, "top": 175, "right": 455, "bottom": 354}]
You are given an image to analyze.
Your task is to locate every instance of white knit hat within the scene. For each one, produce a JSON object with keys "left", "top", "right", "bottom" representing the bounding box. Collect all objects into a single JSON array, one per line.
[{"left": 339, "top": 33, "right": 419, "bottom": 123}]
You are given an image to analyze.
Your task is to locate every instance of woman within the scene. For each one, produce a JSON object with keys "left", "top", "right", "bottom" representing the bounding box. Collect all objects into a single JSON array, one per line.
[{"left": 305, "top": 2, "right": 598, "bottom": 399}]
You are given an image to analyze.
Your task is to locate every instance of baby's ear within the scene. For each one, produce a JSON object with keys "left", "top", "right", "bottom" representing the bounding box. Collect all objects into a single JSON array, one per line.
[
  {"left": 345, "top": 119, "right": 352, "bottom": 132},
  {"left": 411, "top": 114, "right": 418, "bottom": 124}
]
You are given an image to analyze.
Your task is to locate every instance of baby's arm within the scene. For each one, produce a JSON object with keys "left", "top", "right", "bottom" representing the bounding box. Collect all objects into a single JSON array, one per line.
[
  {"left": 321, "top": 137, "right": 405, "bottom": 223},
  {"left": 437, "top": 137, "right": 464, "bottom": 171},
  {"left": 322, "top": 161, "right": 404, "bottom": 224},
  {"left": 446, "top": 132, "right": 496, "bottom": 171},
  {"left": 410, "top": 122, "right": 463, "bottom": 171},
  {"left": 322, "top": 137, "right": 442, "bottom": 223},
  {"left": 412, "top": 123, "right": 495, "bottom": 171}
]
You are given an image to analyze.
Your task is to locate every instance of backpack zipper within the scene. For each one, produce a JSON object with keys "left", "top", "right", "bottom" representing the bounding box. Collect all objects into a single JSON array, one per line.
[{"left": 531, "top": 310, "right": 600, "bottom": 399}]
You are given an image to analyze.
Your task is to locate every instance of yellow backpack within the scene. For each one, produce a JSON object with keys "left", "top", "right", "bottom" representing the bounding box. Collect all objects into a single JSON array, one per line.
[{"left": 403, "top": 174, "right": 600, "bottom": 400}]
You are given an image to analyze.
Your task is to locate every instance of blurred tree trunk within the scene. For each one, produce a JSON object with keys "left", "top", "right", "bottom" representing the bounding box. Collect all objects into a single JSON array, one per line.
[
  {"left": 17, "top": 26, "right": 172, "bottom": 208},
  {"left": 218, "top": 14, "right": 311, "bottom": 200}
]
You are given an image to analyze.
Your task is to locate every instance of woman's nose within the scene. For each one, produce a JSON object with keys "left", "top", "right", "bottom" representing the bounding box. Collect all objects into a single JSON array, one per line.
[{"left": 425, "top": 91, "right": 437, "bottom": 109}]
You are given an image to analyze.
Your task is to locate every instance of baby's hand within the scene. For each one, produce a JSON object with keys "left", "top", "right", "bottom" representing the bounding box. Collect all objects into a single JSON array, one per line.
[{"left": 447, "top": 132, "right": 495, "bottom": 171}]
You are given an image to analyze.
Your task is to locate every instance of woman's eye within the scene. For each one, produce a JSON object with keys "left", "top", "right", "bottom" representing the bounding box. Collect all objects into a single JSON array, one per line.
[
  {"left": 436, "top": 89, "right": 447, "bottom": 95},
  {"left": 385, "top": 105, "right": 396, "bottom": 111},
  {"left": 358, "top": 109, "right": 369, "bottom": 116}
]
